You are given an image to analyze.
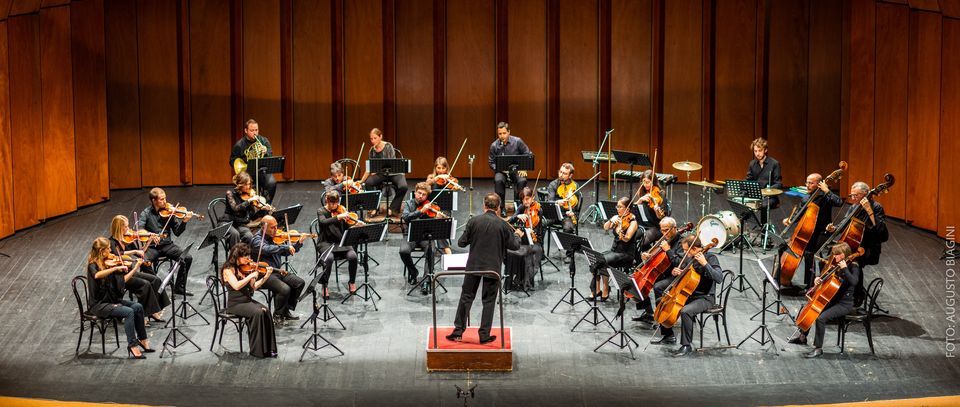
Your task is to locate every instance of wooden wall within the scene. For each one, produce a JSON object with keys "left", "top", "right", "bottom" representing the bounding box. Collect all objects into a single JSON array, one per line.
[{"left": 0, "top": 0, "right": 957, "bottom": 241}]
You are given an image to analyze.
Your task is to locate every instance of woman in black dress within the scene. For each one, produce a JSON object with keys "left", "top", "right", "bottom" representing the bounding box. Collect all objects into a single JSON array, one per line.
[
  {"left": 86, "top": 237, "right": 153, "bottom": 359},
  {"left": 221, "top": 243, "right": 278, "bottom": 358}
]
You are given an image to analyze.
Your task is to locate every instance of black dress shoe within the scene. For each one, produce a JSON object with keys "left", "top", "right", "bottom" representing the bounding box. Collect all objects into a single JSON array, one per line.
[
  {"left": 804, "top": 348, "right": 823, "bottom": 358},
  {"left": 787, "top": 333, "right": 807, "bottom": 345},
  {"left": 282, "top": 311, "right": 300, "bottom": 321},
  {"left": 631, "top": 313, "right": 654, "bottom": 324},
  {"left": 445, "top": 332, "right": 463, "bottom": 342},
  {"left": 479, "top": 335, "right": 497, "bottom": 344},
  {"left": 672, "top": 345, "right": 693, "bottom": 357},
  {"left": 650, "top": 334, "right": 676, "bottom": 345}
]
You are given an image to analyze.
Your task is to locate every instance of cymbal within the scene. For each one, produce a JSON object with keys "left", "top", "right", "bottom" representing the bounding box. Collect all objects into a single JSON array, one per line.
[
  {"left": 761, "top": 187, "right": 784, "bottom": 196},
  {"left": 689, "top": 180, "right": 723, "bottom": 189},
  {"left": 715, "top": 180, "right": 726, "bottom": 185},
  {"left": 672, "top": 161, "right": 702, "bottom": 172}
]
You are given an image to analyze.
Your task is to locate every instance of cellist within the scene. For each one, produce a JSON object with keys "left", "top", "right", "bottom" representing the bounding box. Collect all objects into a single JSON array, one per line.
[
  {"left": 781, "top": 173, "right": 842, "bottom": 288},
  {"left": 789, "top": 242, "right": 860, "bottom": 358},
  {"left": 632, "top": 216, "right": 682, "bottom": 324}
]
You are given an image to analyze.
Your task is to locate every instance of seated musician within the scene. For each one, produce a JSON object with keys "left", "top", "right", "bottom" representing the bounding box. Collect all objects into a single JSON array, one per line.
[
  {"left": 590, "top": 197, "right": 639, "bottom": 301},
  {"left": 359, "top": 128, "right": 408, "bottom": 218},
  {"left": 322, "top": 162, "right": 363, "bottom": 195},
  {"left": 649, "top": 234, "right": 724, "bottom": 357},
  {"left": 316, "top": 190, "right": 364, "bottom": 297},
  {"left": 247, "top": 215, "right": 306, "bottom": 321},
  {"left": 229, "top": 119, "right": 277, "bottom": 203},
  {"left": 221, "top": 243, "right": 278, "bottom": 358},
  {"left": 86, "top": 237, "right": 153, "bottom": 359},
  {"left": 488, "top": 122, "right": 531, "bottom": 217},
  {"left": 108, "top": 215, "right": 169, "bottom": 324},
  {"left": 632, "top": 170, "right": 668, "bottom": 251},
  {"left": 546, "top": 162, "right": 579, "bottom": 234},
  {"left": 632, "top": 216, "right": 682, "bottom": 324},
  {"left": 137, "top": 188, "right": 194, "bottom": 296},
  {"left": 426, "top": 157, "right": 462, "bottom": 190},
  {"left": 400, "top": 182, "right": 451, "bottom": 294},
  {"left": 827, "top": 181, "right": 887, "bottom": 306},
  {"left": 789, "top": 242, "right": 860, "bottom": 358},
  {"left": 504, "top": 187, "right": 545, "bottom": 291},
  {"left": 745, "top": 137, "right": 783, "bottom": 221},
  {"left": 225, "top": 172, "right": 273, "bottom": 250},
  {"left": 781, "top": 173, "right": 841, "bottom": 288}
]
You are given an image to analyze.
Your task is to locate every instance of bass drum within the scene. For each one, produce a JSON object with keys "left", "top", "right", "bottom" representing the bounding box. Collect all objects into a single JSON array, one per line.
[{"left": 696, "top": 211, "right": 741, "bottom": 249}]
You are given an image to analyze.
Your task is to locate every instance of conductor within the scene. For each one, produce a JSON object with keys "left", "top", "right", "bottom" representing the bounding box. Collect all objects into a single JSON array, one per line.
[{"left": 446, "top": 193, "right": 523, "bottom": 344}]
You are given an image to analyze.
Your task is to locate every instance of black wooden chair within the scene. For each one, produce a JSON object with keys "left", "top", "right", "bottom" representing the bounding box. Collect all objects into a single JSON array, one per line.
[
  {"left": 71, "top": 275, "right": 120, "bottom": 355},
  {"left": 838, "top": 277, "right": 883, "bottom": 355},
  {"left": 698, "top": 270, "right": 735, "bottom": 348},
  {"left": 206, "top": 275, "right": 245, "bottom": 353}
]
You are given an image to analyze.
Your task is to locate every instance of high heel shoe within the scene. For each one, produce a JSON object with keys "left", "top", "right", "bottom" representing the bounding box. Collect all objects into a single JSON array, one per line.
[
  {"left": 127, "top": 344, "right": 146, "bottom": 359},
  {"left": 149, "top": 313, "right": 166, "bottom": 323},
  {"left": 138, "top": 339, "right": 156, "bottom": 353}
]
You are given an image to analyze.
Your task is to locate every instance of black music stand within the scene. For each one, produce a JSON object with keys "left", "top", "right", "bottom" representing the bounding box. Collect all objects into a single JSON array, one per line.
[
  {"left": 161, "top": 244, "right": 208, "bottom": 328},
  {"left": 339, "top": 222, "right": 388, "bottom": 310},
  {"left": 612, "top": 150, "right": 651, "bottom": 196},
  {"left": 598, "top": 200, "right": 619, "bottom": 221},
  {"left": 751, "top": 246, "right": 795, "bottom": 323},
  {"left": 428, "top": 189, "right": 456, "bottom": 212},
  {"left": 367, "top": 158, "right": 412, "bottom": 214},
  {"left": 737, "top": 254, "right": 781, "bottom": 355},
  {"left": 572, "top": 247, "right": 615, "bottom": 332},
  {"left": 724, "top": 179, "right": 762, "bottom": 224},
  {"left": 724, "top": 199, "right": 762, "bottom": 301},
  {"left": 273, "top": 204, "right": 304, "bottom": 274},
  {"left": 340, "top": 191, "right": 382, "bottom": 266},
  {"left": 197, "top": 222, "right": 232, "bottom": 306},
  {"left": 550, "top": 232, "right": 593, "bottom": 313},
  {"left": 298, "top": 246, "right": 346, "bottom": 361},
  {"left": 538, "top": 201, "right": 564, "bottom": 268},
  {"left": 493, "top": 154, "right": 535, "bottom": 174},
  {"left": 249, "top": 156, "right": 285, "bottom": 199},
  {"left": 160, "top": 247, "right": 203, "bottom": 358},
  {"left": 582, "top": 132, "right": 614, "bottom": 225},
  {"left": 406, "top": 218, "right": 454, "bottom": 298},
  {"left": 594, "top": 267, "right": 641, "bottom": 359}
]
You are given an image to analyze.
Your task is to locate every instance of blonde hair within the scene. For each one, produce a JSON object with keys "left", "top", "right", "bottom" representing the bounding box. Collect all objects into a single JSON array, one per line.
[
  {"left": 750, "top": 138, "right": 768, "bottom": 151},
  {"left": 109, "top": 215, "right": 128, "bottom": 242}
]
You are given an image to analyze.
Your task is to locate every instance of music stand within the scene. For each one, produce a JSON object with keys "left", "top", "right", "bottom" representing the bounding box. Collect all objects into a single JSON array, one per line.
[
  {"left": 611, "top": 150, "right": 651, "bottom": 196},
  {"left": 724, "top": 179, "right": 762, "bottom": 225},
  {"left": 572, "top": 247, "right": 615, "bottom": 332},
  {"left": 751, "top": 247, "right": 795, "bottom": 323},
  {"left": 197, "top": 222, "right": 233, "bottom": 306},
  {"left": 597, "top": 200, "right": 619, "bottom": 221},
  {"left": 550, "top": 232, "right": 593, "bottom": 313},
  {"left": 341, "top": 191, "right": 382, "bottom": 266},
  {"left": 339, "top": 222, "right": 389, "bottom": 309},
  {"left": 594, "top": 267, "right": 641, "bottom": 359},
  {"left": 538, "top": 201, "right": 564, "bottom": 268},
  {"left": 724, "top": 199, "right": 762, "bottom": 300},
  {"left": 367, "top": 158, "right": 412, "bottom": 214},
  {"left": 737, "top": 256, "right": 781, "bottom": 355},
  {"left": 249, "top": 156, "right": 286, "bottom": 199},
  {"left": 298, "top": 246, "right": 345, "bottom": 361},
  {"left": 159, "top": 248, "right": 203, "bottom": 358},
  {"left": 273, "top": 204, "right": 304, "bottom": 274},
  {"left": 428, "top": 189, "right": 456, "bottom": 212},
  {"left": 406, "top": 218, "right": 454, "bottom": 298},
  {"left": 582, "top": 131, "right": 614, "bottom": 224}
]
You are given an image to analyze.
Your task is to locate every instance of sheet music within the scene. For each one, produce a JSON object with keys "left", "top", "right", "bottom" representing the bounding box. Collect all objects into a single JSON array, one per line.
[
  {"left": 636, "top": 204, "right": 649, "bottom": 223},
  {"left": 449, "top": 219, "right": 458, "bottom": 240}
]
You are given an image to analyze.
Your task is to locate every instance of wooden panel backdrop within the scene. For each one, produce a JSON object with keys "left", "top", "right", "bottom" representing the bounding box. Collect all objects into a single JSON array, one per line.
[
  {"left": 506, "top": 0, "right": 547, "bottom": 178},
  {"left": 558, "top": 0, "right": 598, "bottom": 179},
  {"left": 611, "top": 0, "right": 652, "bottom": 176},
  {"left": 343, "top": 0, "right": 382, "bottom": 166},
  {"left": 40, "top": 5, "right": 76, "bottom": 218},
  {"left": 8, "top": 15, "right": 42, "bottom": 230},
  {"left": 189, "top": 0, "right": 232, "bottom": 185},
  {"left": 137, "top": 0, "right": 181, "bottom": 187},
  {"left": 395, "top": 0, "right": 434, "bottom": 177},
  {"left": 905, "top": 10, "right": 940, "bottom": 230},
  {"left": 0, "top": 21, "right": 13, "bottom": 237},
  {"left": 713, "top": 0, "right": 757, "bottom": 182},
  {"left": 71, "top": 0, "right": 110, "bottom": 206},
  {"left": 661, "top": 0, "right": 703, "bottom": 179},
  {"left": 292, "top": 0, "right": 333, "bottom": 180},
  {"left": 873, "top": 2, "right": 908, "bottom": 219},
  {"left": 242, "top": 0, "right": 283, "bottom": 180},
  {"left": 940, "top": 18, "right": 960, "bottom": 237},
  {"left": 104, "top": 0, "right": 141, "bottom": 190}
]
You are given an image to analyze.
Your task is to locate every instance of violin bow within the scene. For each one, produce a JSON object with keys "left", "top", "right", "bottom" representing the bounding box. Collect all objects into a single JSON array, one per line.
[
  {"left": 346, "top": 142, "right": 366, "bottom": 212},
  {"left": 448, "top": 138, "right": 468, "bottom": 176},
  {"left": 284, "top": 213, "right": 292, "bottom": 246},
  {"left": 532, "top": 170, "right": 543, "bottom": 194}
]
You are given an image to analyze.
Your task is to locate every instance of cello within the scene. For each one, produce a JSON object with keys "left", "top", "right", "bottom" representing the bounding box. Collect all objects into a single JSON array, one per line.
[
  {"left": 778, "top": 162, "right": 846, "bottom": 286},
  {"left": 795, "top": 248, "right": 864, "bottom": 331},
  {"left": 653, "top": 237, "right": 719, "bottom": 328},
  {"left": 814, "top": 174, "right": 895, "bottom": 263},
  {"left": 628, "top": 222, "right": 694, "bottom": 300}
]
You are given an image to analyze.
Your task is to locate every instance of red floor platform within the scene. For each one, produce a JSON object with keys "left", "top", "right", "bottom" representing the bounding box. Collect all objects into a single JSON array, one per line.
[{"left": 426, "top": 327, "right": 513, "bottom": 372}]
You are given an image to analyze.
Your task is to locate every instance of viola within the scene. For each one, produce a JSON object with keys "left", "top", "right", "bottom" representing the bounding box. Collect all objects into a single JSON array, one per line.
[
  {"left": 272, "top": 229, "right": 318, "bottom": 245},
  {"left": 122, "top": 229, "right": 167, "bottom": 244},
  {"left": 627, "top": 222, "right": 695, "bottom": 300},
  {"left": 653, "top": 238, "right": 719, "bottom": 328},
  {"left": 556, "top": 180, "right": 580, "bottom": 224},
  {"left": 779, "top": 161, "right": 846, "bottom": 286},
  {"left": 644, "top": 186, "right": 666, "bottom": 218},
  {"left": 160, "top": 204, "right": 204, "bottom": 220},
  {"left": 795, "top": 248, "right": 864, "bottom": 331}
]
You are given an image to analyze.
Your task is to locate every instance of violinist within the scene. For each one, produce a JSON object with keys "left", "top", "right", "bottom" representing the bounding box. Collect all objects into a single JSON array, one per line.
[
  {"left": 827, "top": 181, "right": 887, "bottom": 306},
  {"left": 225, "top": 172, "right": 272, "bottom": 249},
  {"left": 649, "top": 234, "right": 723, "bottom": 357},
  {"left": 746, "top": 137, "right": 783, "bottom": 220},
  {"left": 322, "top": 162, "right": 362, "bottom": 195},
  {"left": 137, "top": 188, "right": 194, "bottom": 296},
  {"left": 632, "top": 217, "right": 682, "bottom": 324},
  {"left": 400, "top": 182, "right": 452, "bottom": 293},
  {"left": 789, "top": 242, "right": 860, "bottom": 358},
  {"left": 248, "top": 215, "right": 306, "bottom": 321},
  {"left": 229, "top": 119, "right": 277, "bottom": 203},
  {"left": 86, "top": 237, "right": 153, "bottom": 359},
  {"left": 546, "top": 162, "right": 579, "bottom": 234},
  {"left": 426, "top": 157, "right": 463, "bottom": 191},
  {"left": 316, "top": 190, "right": 363, "bottom": 296},
  {"left": 221, "top": 243, "right": 278, "bottom": 358},
  {"left": 358, "top": 128, "right": 408, "bottom": 218},
  {"left": 489, "top": 122, "right": 531, "bottom": 217},
  {"left": 781, "top": 174, "right": 842, "bottom": 288},
  {"left": 632, "top": 170, "right": 668, "bottom": 251},
  {"left": 504, "top": 187, "right": 544, "bottom": 291},
  {"left": 590, "top": 197, "right": 639, "bottom": 301},
  {"left": 109, "top": 215, "right": 169, "bottom": 323}
]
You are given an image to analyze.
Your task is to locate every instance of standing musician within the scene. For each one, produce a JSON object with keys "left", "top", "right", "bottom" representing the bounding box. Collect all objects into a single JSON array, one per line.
[
  {"left": 488, "top": 122, "right": 531, "bottom": 217},
  {"left": 781, "top": 173, "right": 842, "bottom": 288},
  {"left": 86, "top": 237, "right": 153, "bottom": 359},
  {"left": 225, "top": 172, "right": 273, "bottom": 250},
  {"left": 108, "top": 215, "right": 169, "bottom": 323},
  {"left": 400, "top": 182, "right": 452, "bottom": 294},
  {"left": 546, "top": 162, "right": 579, "bottom": 234},
  {"left": 590, "top": 197, "right": 639, "bottom": 301},
  {"left": 505, "top": 187, "right": 545, "bottom": 291},
  {"left": 316, "top": 190, "right": 364, "bottom": 297},
  {"left": 137, "top": 188, "right": 194, "bottom": 296},
  {"left": 446, "top": 193, "right": 524, "bottom": 344},
  {"left": 632, "top": 217, "right": 683, "bottom": 324},
  {"left": 230, "top": 119, "right": 277, "bottom": 204},
  {"left": 220, "top": 243, "right": 278, "bottom": 358},
  {"left": 827, "top": 181, "right": 887, "bottom": 306},
  {"left": 649, "top": 234, "right": 724, "bottom": 357},
  {"left": 426, "top": 157, "right": 463, "bottom": 191},
  {"left": 248, "top": 215, "right": 306, "bottom": 321},
  {"left": 746, "top": 138, "right": 783, "bottom": 219},
  {"left": 358, "top": 128, "right": 408, "bottom": 218},
  {"left": 789, "top": 242, "right": 860, "bottom": 358},
  {"left": 632, "top": 170, "right": 668, "bottom": 251}
]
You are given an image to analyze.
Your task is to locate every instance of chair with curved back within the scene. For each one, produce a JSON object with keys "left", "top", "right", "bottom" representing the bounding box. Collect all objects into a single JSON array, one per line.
[
  {"left": 697, "top": 269, "right": 735, "bottom": 348},
  {"left": 207, "top": 275, "right": 245, "bottom": 353},
  {"left": 838, "top": 277, "right": 883, "bottom": 354},
  {"left": 71, "top": 275, "right": 120, "bottom": 355}
]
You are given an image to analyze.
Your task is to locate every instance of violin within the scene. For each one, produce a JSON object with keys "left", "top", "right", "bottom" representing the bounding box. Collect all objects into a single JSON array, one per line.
[
  {"left": 237, "top": 260, "right": 288, "bottom": 277},
  {"left": 643, "top": 186, "right": 666, "bottom": 218},
  {"left": 434, "top": 175, "right": 464, "bottom": 191},
  {"left": 331, "top": 205, "right": 362, "bottom": 226},
  {"left": 122, "top": 229, "right": 167, "bottom": 244},
  {"left": 239, "top": 190, "right": 274, "bottom": 211},
  {"left": 615, "top": 213, "right": 634, "bottom": 242},
  {"left": 418, "top": 200, "right": 443, "bottom": 218},
  {"left": 160, "top": 204, "right": 204, "bottom": 220},
  {"left": 342, "top": 179, "right": 364, "bottom": 194},
  {"left": 512, "top": 201, "right": 541, "bottom": 243},
  {"left": 104, "top": 253, "right": 140, "bottom": 269},
  {"left": 272, "top": 229, "right": 318, "bottom": 245}
]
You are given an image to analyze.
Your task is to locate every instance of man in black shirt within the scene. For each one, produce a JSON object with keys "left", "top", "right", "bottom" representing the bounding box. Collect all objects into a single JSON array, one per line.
[
  {"left": 633, "top": 216, "right": 682, "bottom": 324},
  {"left": 447, "top": 193, "right": 523, "bottom": 343},
  {"left": 545, "top": 162, "right": 579, "bottom": 234},
  {"left": 248, "top": 215, "right": 306, "bottom": 321},
  {"left": 137, "top": 188, "right": 194, "bottom": 296},
  {"left": 827, "top": 181, "right": 888, "bottom": 306},
  {"left": 746, "top": 138, "right": 783, "bottom": 221},
  {"left": 399, "top": 182, "right": 451, "bottom": 294},
  {"left": 230, "top": 119, "right": 277, "bottom": 204},
  {"left": 781, "top": 174, "right": 842, "bottom": 288},
  {"left": 488, "top": 122, "right": 531, "bottom": 216}
]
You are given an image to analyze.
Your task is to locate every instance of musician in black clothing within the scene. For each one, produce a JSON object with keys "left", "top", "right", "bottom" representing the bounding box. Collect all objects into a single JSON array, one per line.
[
  {"left": 489, "top": 122, "right": 531, "bottom": 216},
  {"left": 109, "top": 215, "right": 169, "bottom": 323},
  {"left": 632, "top": 217, "right": 682, "bottom": 324},
  {"left": 86, "top": 237, "right": 153, "bottom": 359},
  {"left": 632, "top": 170, "right": 668, "bottom": 251},
  {"left": 505, "top": 187, "right": 545, "bottom": 291},
  {"left": 137, "top": 188, "right": 194, "bottom": 296},
  {"left": 648, "top": 234, "right": 724, "bottom": 357},
  {"left": 827, "top": 181, "right": 888, "bottom": 306},
  {"left": 400, "top": 182, "right": 452, "bottom": 293},
  {"left": 247, "top": 215, "right": 306, "bottom": 321},
  {"left": 591, "top": 197, "right": 639, "bottom": 301},
  {"left": 221, "top": 243, "right": 278, "bottom": 358},
  {"left": 746, "top": 138, "right": 783, "bottom": 221},
  {"left": 789, "top": 242, "right": 860, "bottom": 358},
  {"left": 358, "top": 128, "right": 408, "bottom": 217},
  {"left": 316, "top": 190, "right": 364, "bottom": 297},
  {"left": 230, "top": 119, "right": 277, "bottom": 203},
  {"left": 322, "top": 162, "right": 359, "bottom": 195},
  {"left": 781, "top": 174, "right": 843, "bottom": 288},
  {"left": 224, "top": 172, "right": 273, "bottom": 250},
  {"left": 446, "top": 193, "right": 523, "bottom": 344},
  {"left": 545, "top": 162, "right": 579, "bottom": 234}
]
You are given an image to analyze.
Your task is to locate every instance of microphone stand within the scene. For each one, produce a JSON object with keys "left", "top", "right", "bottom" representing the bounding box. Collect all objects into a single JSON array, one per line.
[{"left": 585, "top": 129, "right": 612, "bottom": 225}]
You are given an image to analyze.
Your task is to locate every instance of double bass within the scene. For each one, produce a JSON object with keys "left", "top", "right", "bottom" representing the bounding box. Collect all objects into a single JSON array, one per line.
[
  {"left": 627, "top": 222, "right": 694, "bottom": 300},
  {"left": 653, "top": 237, "right": 719, "bottom": 328},
  {"left": 778, "top": 162, "right": 846, "bottom": 286},
  {"left": 795, "top": 248, "right": 864, "bottom": 331}
]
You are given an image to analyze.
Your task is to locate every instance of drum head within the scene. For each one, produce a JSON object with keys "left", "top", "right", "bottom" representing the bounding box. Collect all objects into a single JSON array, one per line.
[
  {"left": 716, "top": 210, "right": 742, "bottom": 238},
  {"left": 696, "top": 215, "right": 728, "bottom": 249}
]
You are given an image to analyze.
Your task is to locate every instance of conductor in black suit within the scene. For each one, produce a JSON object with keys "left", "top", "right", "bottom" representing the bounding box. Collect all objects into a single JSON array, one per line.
[{"left": 447, "top": 193, "right": 523, "bottom": 344}]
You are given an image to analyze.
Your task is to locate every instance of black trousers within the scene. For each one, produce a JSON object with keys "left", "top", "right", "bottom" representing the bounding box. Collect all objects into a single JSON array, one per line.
[
  {"left": 365, "top": 173, "right": 408, "bottom": 213},
  {"left": 813, "top": 301, "right": 854, "bottom": 348},
  {"left": 637, "top": 271, "right": 674, "bottom": 314},
  {"left": 253, "top": 170, "right": 277, "bottom": 204},
  {"left": 146, "top": 243, "right": 192, "bottom": 293},
  {"left": 225, "top": 225, "right": 254, "bottom": 251},
  {"left": 589, "top": 251, "right": 634, "bottom": 293},
  {"left": 399, "top": 240, "right": 433, "bottom": 278},
  {"left": 494, "top": 171, "right": 527, "bottom": 207},
  {"left": 263, "top": 273, "right": 305, "bottom": 315},
  {"left": 127, "top": 272, "right": 170, "bottom": 314},
  {"left": 320, "top": 247, "right": 359, "bottom": 285},
  {"left": 453, "top": 275, "right": 500, "bottom": 338},
  {"left": 225, "top": 299, "right": 277, "bottom": 358},
  {"left": 659, "top": 295, "right": 715, "bottom": 347},
  {"left": 637, "top": 225, "right": 662, "bottom": 253}
]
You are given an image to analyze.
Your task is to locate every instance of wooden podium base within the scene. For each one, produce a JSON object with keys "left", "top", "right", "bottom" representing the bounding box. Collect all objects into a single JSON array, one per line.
[{"left": 426, "top": 327, "right": 513, "bottom": 372}]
